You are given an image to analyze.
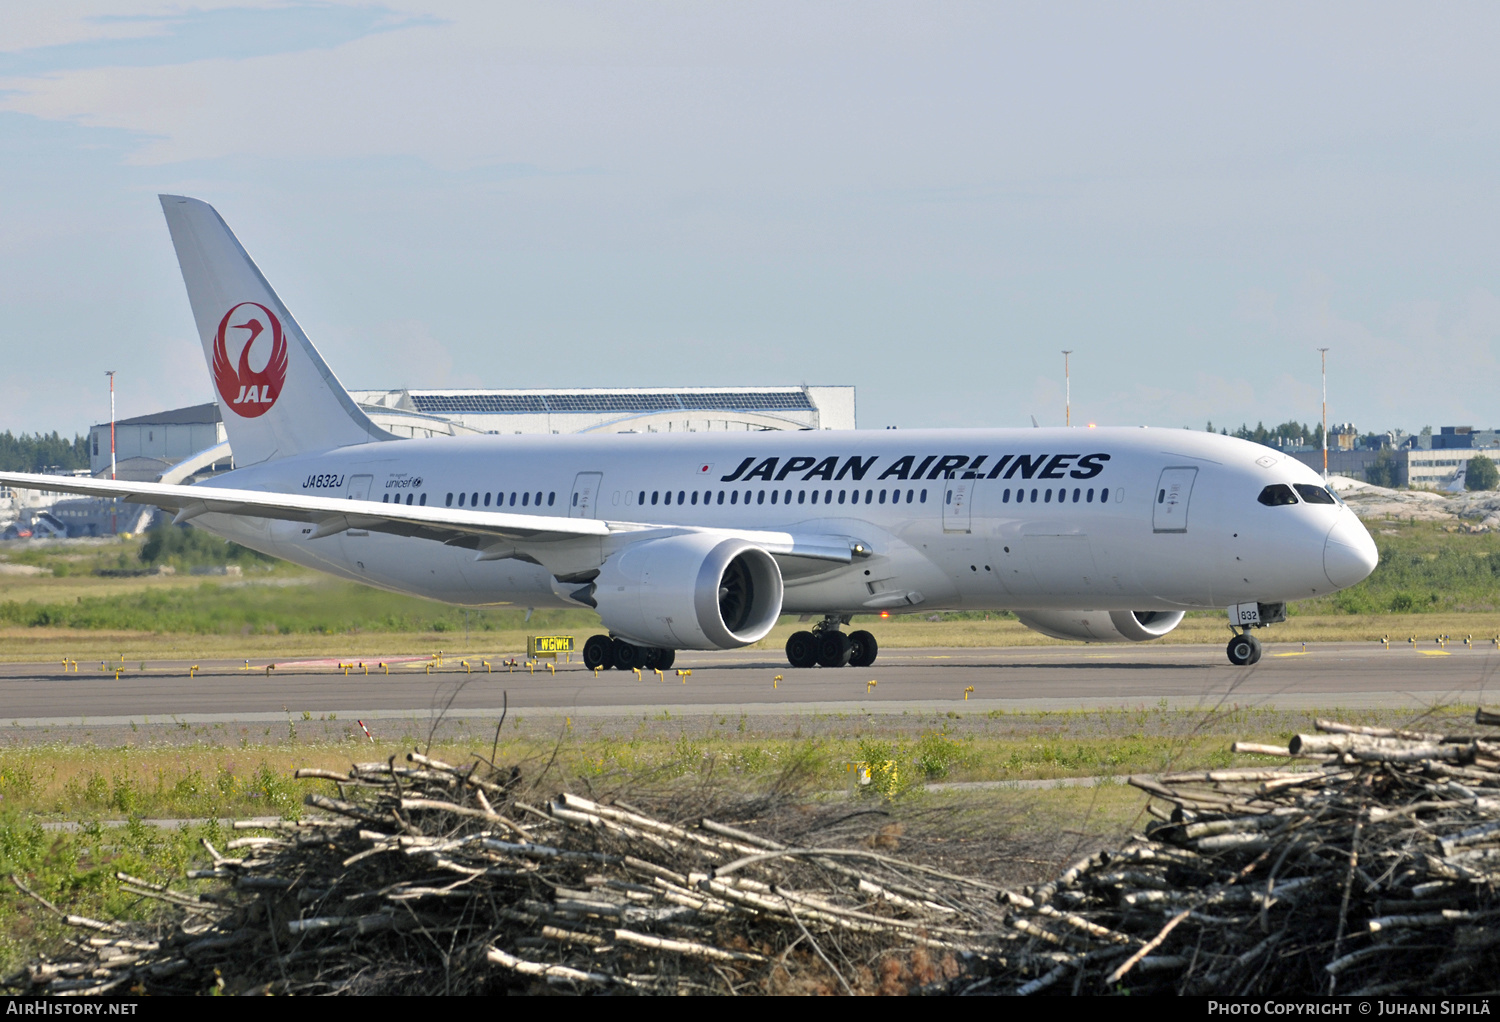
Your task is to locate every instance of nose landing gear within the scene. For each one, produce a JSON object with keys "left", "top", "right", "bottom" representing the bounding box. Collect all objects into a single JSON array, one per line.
[{"left": 1224, "top": 602, "right": 1283, "bottom": 665}]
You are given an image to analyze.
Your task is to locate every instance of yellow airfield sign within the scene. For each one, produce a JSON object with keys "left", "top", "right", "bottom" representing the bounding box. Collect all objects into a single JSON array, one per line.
[{"left": 526, "top": 635, "right": 574, "bottom": 659}]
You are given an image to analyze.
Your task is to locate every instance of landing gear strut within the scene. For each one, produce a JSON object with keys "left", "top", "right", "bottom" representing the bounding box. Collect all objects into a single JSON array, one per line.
[{"left": 786, "top": 617, "right": 878, "bottom": 668}]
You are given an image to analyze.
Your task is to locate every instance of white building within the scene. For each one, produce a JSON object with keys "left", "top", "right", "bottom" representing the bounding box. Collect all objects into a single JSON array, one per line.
[
  {"left": 88, "top": 403, "right": 226, "bottom": 479},
  {"left": 349, "top": 386, "right": 855, "bottom": 437},
  {"left": 88, "top": 385, "right": 856, "bottom": 480},
  {"left": 1404, "top": 450, "right": 1486, "bottom": 490}
]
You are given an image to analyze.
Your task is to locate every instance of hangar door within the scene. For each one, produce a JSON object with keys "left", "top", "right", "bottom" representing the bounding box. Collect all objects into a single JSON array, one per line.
[{"left": 1152, "top": 467, "right": 1197, "bottom": 533}]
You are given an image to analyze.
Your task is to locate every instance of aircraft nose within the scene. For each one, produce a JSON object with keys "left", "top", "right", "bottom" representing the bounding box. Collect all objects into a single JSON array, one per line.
[{"left": 1324, "top": 515, "right": 1378, "bottom": 589}]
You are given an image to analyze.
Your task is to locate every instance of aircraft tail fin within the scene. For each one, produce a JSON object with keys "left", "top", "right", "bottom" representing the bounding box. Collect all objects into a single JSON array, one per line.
[
  {"left": 159, "top": 195, "right": 392, "bottom": 466},
  {"left": 1445, "top": 463, "right": 1469, "bottom": 493}
]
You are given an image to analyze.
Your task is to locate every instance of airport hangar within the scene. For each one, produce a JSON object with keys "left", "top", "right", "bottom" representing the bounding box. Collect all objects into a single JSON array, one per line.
[
  {"left": 88, "top": 385, "right": 856, "bottom": 480},
  {"left": 46, "top": 387, "right": 856, "bottom": 538}
]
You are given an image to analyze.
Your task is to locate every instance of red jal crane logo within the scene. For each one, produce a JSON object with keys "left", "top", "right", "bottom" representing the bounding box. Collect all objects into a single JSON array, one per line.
[{"left": 212, "top": 302, "right": 288, "bottom": 418}]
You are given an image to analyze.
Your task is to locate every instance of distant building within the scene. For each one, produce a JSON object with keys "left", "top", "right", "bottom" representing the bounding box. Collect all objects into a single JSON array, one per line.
[
  {"left": 87, "top": 403, "right": 226, "bottom": 479},
  {"left": 348, "top": 386, "right": 855, "bottom": 436},
  {"left": 46, "top": 498, "right": 154, "bottom": 538},
  {"left": 91, "top": 386, "right": 857, "bottom": 477},
  {"left": 1328, "top": 422, "right": 1359, "bottom": 451},
  {"left": 1403, "top": 450, "right": 1494, "bottom": 490},
  {"left": 68, "top": 384, "right": 856, "bottom": 534},
  {"left": 1288, "top": 449, "right": 1386, "bottom": 480}
]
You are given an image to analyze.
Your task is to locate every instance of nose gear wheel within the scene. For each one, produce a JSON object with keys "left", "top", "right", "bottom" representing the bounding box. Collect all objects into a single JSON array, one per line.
[{"left": 1226, "top": 632, "right": 1262, "bottom": 666}]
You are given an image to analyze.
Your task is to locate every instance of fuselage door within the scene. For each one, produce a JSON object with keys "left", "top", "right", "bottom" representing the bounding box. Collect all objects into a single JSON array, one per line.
[
  {"left": 570, "top": 472, "right": 603, "bottom": 519},
  {"left": 345, "top": 474, "right": 373, "bottom": 536},
  {"left": 1152, "top": 467, "right": 1197, "bottom": 534},
  {"left": 942, "top": 478, "right": 973, "bottom": 533}
]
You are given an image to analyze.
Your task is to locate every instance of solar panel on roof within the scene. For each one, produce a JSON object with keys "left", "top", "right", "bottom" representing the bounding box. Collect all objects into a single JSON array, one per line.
[
  {"left": 405, "top": 390, "right": 815, "bottom": 416},
  {"left": 544, "top": 393, "right": 681, "bottom": 413},
  {"left": 678, "top": 391, "right": 815, "bottom": 411},
  {"left": 411, "top": 394, "right": 548, "bottom": 414}
]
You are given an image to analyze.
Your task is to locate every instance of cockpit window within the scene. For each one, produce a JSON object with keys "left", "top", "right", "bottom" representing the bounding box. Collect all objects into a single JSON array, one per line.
[
  {"left": 1294, "top": 483, "right": 1337, "bottom": 505},
  {"left": 1257, "top": 484, "right": 1299, "bottom": 506}
]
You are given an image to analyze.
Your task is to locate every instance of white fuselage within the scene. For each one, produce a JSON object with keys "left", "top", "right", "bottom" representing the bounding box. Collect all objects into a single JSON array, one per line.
[{"left": 194, "top": 426, "right": 1373, "bottom": 616}]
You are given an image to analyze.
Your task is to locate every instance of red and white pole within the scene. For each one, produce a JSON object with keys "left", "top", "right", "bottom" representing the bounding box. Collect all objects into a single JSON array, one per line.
[
  {"left": 106, "top": 370, "right": 117, "bottom": 534},
  {"left": 1318, "top": 348, "right": 1329, "bottom": 480},
  {"left": 105, "top": 370, "right": 116, "bottom": 480}
]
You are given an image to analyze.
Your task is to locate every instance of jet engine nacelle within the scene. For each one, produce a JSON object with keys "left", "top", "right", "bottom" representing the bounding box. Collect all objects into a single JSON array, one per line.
[
  {"left": 587, "top": 534, "right": 784, "bottom": 650},
  {"left": 1013, "top": 609, "right": 1185, "bottom": 643}
]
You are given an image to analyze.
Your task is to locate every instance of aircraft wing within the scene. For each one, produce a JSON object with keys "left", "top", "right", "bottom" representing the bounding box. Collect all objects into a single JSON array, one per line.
[{"left": 0, "top": 472, "right": 859, "bottom": 568}]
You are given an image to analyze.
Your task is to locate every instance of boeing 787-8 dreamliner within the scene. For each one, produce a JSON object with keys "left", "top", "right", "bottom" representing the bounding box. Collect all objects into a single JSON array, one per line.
[{"left": 0, "top": 197, "right": 1379, "bottom": 669}]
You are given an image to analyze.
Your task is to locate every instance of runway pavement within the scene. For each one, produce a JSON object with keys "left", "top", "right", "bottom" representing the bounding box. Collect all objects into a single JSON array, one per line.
[{"left": 4, "top": 641, "right": 1498, "bottom": 726}]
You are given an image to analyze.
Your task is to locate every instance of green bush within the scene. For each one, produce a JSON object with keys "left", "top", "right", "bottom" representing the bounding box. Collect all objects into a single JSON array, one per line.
[
  {"left": 138, "top": 523, "right": 272, "bottom": 568},
  {"left": 1468, "top": 455, "right": 1500, "bottom": 491},
  {"left": 1365, "top": 450, "right": 1400, "bottom": 487},
  {"left": 913, "top": 731, "right": 969, "bottom": 780}
]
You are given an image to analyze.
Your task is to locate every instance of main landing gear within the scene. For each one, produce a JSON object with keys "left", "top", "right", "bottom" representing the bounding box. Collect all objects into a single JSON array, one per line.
[
  {"left": 785, "top": 616, "right": 878, "bottom": 669},
  {"left": 582, "top": 634, "right": 675, "bottom": 672}
]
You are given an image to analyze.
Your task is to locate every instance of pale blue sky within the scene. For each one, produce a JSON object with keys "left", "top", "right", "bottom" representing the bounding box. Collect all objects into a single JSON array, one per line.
[{"left": 4, "top": 1, "right": 1500, "bottom": 436}]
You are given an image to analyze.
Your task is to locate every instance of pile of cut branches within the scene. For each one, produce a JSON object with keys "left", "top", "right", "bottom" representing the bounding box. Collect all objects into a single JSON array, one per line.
[
  {"left": 18, "top": 712, "right": 1500, "bottom": 996},
  {"left": 4, "top": 751, "right": 1003, "bottom": 995},
  {"left": 952, "top": 711, "right": 1500, "bottom": 995}
]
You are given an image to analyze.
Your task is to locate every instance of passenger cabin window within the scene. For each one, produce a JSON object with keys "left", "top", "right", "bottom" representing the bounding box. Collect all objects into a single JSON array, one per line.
[
  {"left": 1257, "top": 484, "right": 1299, "bottom": 506},
  {"left": 1294, "top": 484, "right": 1337, "bottom": 505}
]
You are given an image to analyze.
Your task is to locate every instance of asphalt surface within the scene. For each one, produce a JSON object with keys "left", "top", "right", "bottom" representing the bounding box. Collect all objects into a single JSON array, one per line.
[{"left": 4, "top": 641, "right": 1498, "bottom": 725}]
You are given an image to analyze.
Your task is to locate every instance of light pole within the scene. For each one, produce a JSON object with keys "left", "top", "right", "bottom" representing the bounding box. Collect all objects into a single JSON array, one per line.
[
  {"left": 1317, "top": 348, "right": 1329, "bottom": 480},
  {"left": 1062, "top": 350, "right": 1073, "bottom": 427}
]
